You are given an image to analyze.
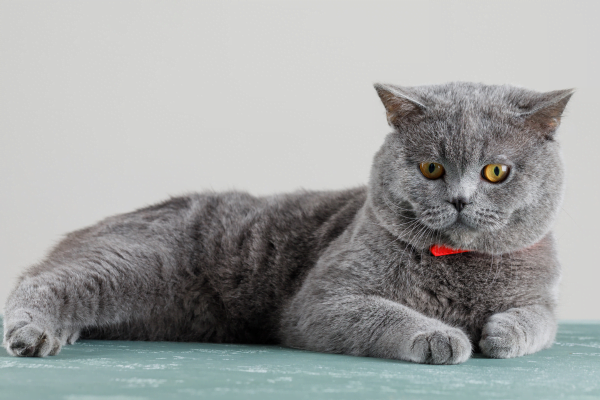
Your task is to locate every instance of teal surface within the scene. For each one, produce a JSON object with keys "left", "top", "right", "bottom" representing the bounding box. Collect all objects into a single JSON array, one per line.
[{"left": 1, "top": 319, "right": 599, "bottom": 400}]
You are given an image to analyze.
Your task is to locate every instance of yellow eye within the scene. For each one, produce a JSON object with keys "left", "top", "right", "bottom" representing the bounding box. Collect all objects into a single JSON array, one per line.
[
  {"left": 482, "top": 164, "right": 509, "bottom": 183},
  {"left": 419, "top": 162, "right": 445, "bottom": 179}
]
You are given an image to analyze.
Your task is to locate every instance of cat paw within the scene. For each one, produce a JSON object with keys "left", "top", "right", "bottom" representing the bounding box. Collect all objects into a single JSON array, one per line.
[
  {"left": 479, "top": 314, "right": 526, "bottom": 359},
  {"left": 4, "top": 322, "right": 62, "bottom": 357},
  {"left": 407, "top": 327, "right": 472, "bottom": 364}
]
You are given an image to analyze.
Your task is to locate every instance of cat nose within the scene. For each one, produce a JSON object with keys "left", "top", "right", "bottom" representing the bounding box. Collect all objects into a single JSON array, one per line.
[{"left": 449, "top": 197, "right": 469, "bottom": 212}]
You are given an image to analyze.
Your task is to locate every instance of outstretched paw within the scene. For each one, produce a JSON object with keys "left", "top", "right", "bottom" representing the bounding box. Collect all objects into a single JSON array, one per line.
[
  {"left": 408, "top": 327, "right": 472, "bottom": 365},
  {"left": 4, "top": 322, "right": 62, "bottom": 357}
]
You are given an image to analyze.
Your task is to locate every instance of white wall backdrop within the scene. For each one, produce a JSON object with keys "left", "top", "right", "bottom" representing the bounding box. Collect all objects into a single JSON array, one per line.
[{"left": 1, "top": 0, "right": 598, "bottom": 319}]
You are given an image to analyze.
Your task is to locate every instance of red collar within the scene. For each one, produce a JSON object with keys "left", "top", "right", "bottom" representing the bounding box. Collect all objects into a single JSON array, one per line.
[{"left": 430, "top": 244, "right": 470, "bottom": 257}]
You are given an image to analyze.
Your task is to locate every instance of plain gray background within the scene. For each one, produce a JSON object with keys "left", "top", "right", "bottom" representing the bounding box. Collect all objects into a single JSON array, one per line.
[{"left": 1, "top": 0, "right": 598, "bottom": 319}]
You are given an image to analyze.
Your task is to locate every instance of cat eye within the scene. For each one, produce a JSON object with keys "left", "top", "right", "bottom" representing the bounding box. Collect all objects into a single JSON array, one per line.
[
  {"left": 419, "top": 162, "right": 445, "bottom": 180},
  {"left": 482, "top": 164, "right": 509, "bottom": 183}
]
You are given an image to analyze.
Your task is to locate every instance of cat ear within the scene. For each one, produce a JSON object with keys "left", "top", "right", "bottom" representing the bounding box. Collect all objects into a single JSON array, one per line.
[
  {"left": 374, "top": 83, "right": 426, "bottom": 128},
  {"left": 518, "top": 88, "right": 574, "bottom": 138}
]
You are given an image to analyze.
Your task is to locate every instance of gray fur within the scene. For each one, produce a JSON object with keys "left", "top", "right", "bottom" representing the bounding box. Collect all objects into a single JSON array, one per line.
[{"left": 3, "top": 82, "right": 572, "bottom": 364}]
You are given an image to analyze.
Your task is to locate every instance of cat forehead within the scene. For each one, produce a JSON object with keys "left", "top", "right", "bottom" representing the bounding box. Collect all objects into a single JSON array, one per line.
[
  {"left": 400, "top": 114, "right": 528, "bottom": 165},
  {"left": 379, "top": 82, "right": 573, "bottom": 126},
  {"left": 404, "top": 135, "right": 519, "bottom": 167},
  {"left": 383, "top": 82, "right": 570, "bottom": 165},
  {"left": 418, "top": 85, "right": 533, "bottom": 148},
  {"left": 413, "top": 82, "right": 531, "bottom": 109}
]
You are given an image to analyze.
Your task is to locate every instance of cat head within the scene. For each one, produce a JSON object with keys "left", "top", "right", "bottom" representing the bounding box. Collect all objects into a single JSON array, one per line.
[{"left": 369, "top": 82, "right": 573, "bottom": 255}]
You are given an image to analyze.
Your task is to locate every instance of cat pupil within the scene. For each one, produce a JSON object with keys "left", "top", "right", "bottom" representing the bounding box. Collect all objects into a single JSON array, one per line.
[
  {"left": 429, "top": 163, "right": 435, "bottom": 173},
  {"left": 494, "top": 166, "right": 500, "bottom": 176}
]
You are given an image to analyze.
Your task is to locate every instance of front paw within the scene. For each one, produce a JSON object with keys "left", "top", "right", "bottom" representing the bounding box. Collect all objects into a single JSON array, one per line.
[
  {"left": 479, "top": 314, "right": 526, "bottom": 359},
  {"left": 408, "top": 327, "right": 472, "bottom": 365},
  {"left": 4, "top": 322, "right": 62, "bottom": 357}
]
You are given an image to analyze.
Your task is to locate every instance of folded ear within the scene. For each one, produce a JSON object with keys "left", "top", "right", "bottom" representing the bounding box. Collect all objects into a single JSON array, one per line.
[
  {"left": 519, "top": 88, "right": 574, "bottom": 138},
  {"left": 374, "top": 83, "right": 426, "bottom": 128}
]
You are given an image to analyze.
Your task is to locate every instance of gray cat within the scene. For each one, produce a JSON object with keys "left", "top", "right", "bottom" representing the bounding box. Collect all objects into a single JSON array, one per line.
[{"left": 3, "top": 82, "right": 573, "bottom": 364}]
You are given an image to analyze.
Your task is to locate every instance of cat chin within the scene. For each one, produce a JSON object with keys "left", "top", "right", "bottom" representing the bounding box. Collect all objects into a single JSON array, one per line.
[{"left": 443, "top": 222, "right": 479, "bottom": 248}]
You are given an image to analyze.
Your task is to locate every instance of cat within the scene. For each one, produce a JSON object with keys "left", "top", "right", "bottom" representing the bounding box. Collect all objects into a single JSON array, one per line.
[{"left": 3, "top": 82, "right": 573, "bottom": 364}]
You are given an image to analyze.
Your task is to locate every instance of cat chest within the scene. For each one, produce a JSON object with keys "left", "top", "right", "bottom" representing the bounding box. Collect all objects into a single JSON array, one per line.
[{"left": 390, "top": 252, "right": 552, "bottom": 328}]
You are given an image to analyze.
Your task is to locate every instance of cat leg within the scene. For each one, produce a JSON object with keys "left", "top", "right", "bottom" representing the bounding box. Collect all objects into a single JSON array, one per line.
[
  {"left": 282, "top": 293, "right": 472, "bottom": 365},
  {"left": 4, "top": 268, "right": 97, "bottom": 357},
  {"left": 3, "top": 243, "right": 176, "bottom": 357},
  {"left": 479, "top": 304, "right": 557, "bottom": 358}
]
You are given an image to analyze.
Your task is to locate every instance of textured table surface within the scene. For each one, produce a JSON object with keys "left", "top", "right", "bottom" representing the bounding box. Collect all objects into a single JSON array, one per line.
[{"left": 1, "top": 318, "right": 599, "bottom": 400}]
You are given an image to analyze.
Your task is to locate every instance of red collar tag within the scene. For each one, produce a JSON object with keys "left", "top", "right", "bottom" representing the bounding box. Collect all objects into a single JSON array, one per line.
[{"left": 430, "top": 245, "right": 470, "bottom": 257}]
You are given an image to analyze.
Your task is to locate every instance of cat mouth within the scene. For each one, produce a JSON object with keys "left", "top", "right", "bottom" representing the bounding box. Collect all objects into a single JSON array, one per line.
[
  {"left": 454, "top": 215, "right": 477, "bottom": 229},
  {"left": 418, "top": 207, "right": 506, "bottom": 238},
  {"left": 423, "top": 213, "right": 476, "bottom": 231}
]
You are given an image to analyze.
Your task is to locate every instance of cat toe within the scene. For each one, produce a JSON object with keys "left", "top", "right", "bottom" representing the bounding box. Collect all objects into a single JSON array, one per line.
[
  {"left": 4, "top": 323, "right": 61, "bottom": 357},
  {"left": 479, "top": 316, "right": 525, "bottom": 359},
  {"left": 409, "top": 327, "right": 471, "bottom": 365}
]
